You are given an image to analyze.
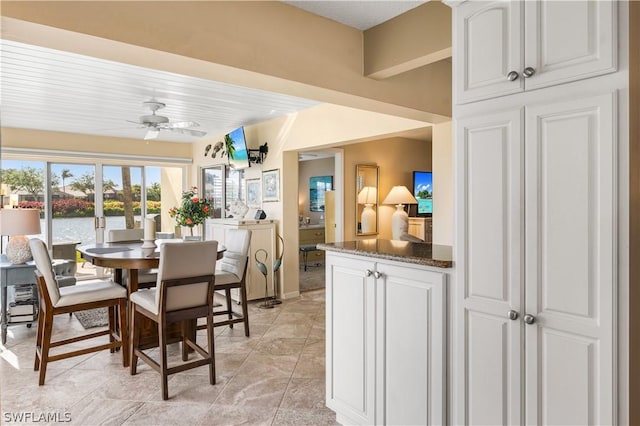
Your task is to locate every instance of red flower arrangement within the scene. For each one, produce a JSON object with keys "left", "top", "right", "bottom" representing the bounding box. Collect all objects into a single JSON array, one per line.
[{"left": 168, "top": 186, "right": 213, "bottom": 235}]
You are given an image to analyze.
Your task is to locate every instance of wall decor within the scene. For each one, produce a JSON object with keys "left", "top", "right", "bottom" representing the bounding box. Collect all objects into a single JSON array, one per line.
[
  {"left": 309, "top": 175, "right": 333, "bottom": 212},
  {"left": 246, "top": 178, "right": 261, "bottom": 207},
  {"left": 262, "top": 169, "right": 280, "bottom": 202}
]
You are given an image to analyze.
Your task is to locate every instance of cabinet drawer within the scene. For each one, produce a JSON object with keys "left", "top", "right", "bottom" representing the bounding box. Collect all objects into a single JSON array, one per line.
[{"left": 299, "top": 228, "right": 325, "bottom": 244}]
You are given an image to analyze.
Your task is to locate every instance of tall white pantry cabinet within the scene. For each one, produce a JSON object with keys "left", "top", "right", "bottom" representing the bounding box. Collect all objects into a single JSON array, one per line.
[{"left": 451, "top": 1, "right": 622, "bottom": 425}]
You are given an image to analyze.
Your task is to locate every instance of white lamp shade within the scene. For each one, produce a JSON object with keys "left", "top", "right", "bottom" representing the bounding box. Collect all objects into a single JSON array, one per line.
[
  {"left": 358, "top": 186, "right": 377, "bottom": 205},
  {"left": 0, "top": 208, "right": 42, "bottom": 236},
  {"left": 0, "top": 208, "right": 42, "bottom": 264},
  {"left": 382, "top": 186, "right": 418, "bottom": 206}
]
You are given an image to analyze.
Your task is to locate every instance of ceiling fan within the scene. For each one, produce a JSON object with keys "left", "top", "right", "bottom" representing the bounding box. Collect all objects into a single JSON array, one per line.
[{"left": 130, "top": 100, "right": 207, "bottom": 140}]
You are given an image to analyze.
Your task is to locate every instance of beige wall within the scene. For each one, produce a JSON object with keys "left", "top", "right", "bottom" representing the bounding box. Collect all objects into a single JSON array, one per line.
[
  {"left": 432, "top": 121, "right": 452, "bottom": 245},
  {"left": 342, "top": 137, "right": 432, "bottom": 241},
  {"left": 1, "top": 128, "right": 192, "bottom": 160},
  {"left": 298, "top": 158, "right": 335, "bottom": 224}
]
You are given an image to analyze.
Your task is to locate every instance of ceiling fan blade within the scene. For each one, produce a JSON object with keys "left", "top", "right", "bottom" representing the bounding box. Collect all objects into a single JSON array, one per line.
[
  {"left": 169, "top": 128, "right": 207, "bottom": 137},
  {"left": 165, "top": 121, "right": 200, "bottom": 129},
  {"left": 144, "top": 129, "right": 160, "bottom": 140}
]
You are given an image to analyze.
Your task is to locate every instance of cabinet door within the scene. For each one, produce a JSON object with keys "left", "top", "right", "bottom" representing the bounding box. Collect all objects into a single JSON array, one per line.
[
  {"left": 454, "top": 109, "right": 524, "bottom": 425},
  {"left": 325, "top": 254, "right": 376, "bottom": 425},
  {"left": 376, "top": 263, "right": 445, "bottom": 426},
  {"left": 524, "top": 93, "right": 614, "bottom": 425},
  {"left": 523, "top": 0, "right": 616, "bottom": 91},
  {"left": 454, "top": 0, "right": 524, "bottom": 104}
]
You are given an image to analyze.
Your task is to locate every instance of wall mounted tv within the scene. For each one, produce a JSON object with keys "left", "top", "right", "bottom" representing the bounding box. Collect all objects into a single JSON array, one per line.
[
  {"left": 226, "top": 127, "right": 250, "bottom": 169},
  {"left": 413, "top": 171, "right": 433, "bottom": 217}
]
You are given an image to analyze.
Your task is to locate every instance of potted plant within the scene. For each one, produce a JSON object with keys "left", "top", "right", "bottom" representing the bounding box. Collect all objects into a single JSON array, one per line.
[{"left": 168, "top": 186, "right": 213, "bottom": 239}]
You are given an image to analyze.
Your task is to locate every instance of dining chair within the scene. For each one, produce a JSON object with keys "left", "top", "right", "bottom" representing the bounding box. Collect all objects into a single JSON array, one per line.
[
  {"left": 129, "top": 240, "right": 218, "bottom": 400},
  {"left": 29, "top": 239, "right": 128, "bottom": 385},
  {"left": 107, "top": 228, "right": 157, "bottom": 286},
  {"left": 197, "top": 229, "right": 251, "bottom": 336}
]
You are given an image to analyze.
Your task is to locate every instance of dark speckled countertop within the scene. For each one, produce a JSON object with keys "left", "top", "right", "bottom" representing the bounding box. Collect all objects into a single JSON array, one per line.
[{"left": 317, "top": 239, "right": 453, "bottom": 269}]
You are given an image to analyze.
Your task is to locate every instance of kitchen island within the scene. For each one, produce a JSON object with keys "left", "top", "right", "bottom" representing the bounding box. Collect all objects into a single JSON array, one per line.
[{"left": 318, "top": 239, "right": 453, "bottom": 426}]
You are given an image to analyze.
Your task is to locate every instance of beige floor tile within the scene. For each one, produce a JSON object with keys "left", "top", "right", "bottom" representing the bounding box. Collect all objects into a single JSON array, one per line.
[
  {"left": 262, "top": 322, "right": 312, "bottom": 340},
  {"left": 214, "top": 375, "right": 289, "bottom": 408},
  {"left": 121, "top": 401, "right": 212, "bottom": 425},
  {"left": 280, "top": 378, "right": 326, "bottom": 409},
  {"left": 221, "top": 323, "right": 270, "bottom": 338},
  {"left": 198, "top": 404, "right": 277, "bottom": 426},
  {"left": 67, "top": 397, "right": 144, "bottom": 425},
  {"left": 292, "top": 354, "right": 325, "bottom": 379},
  {"left": 211, "top": 336, "right": 259, "bottom": 354},
  {"left": 302, "top": 338, "right": 325, "bottom": 356},
  {"left": 164, "top": 373, "right": 228, "bottom": 402},
  {"left": 273, "top": 407, "right": 338, "bottom": 425},
  {"left": 235, "top": 353, "right": 299, "bottom": 378},
  {"left": 253, "top": 338, "right": 306, "bottom": 356}
]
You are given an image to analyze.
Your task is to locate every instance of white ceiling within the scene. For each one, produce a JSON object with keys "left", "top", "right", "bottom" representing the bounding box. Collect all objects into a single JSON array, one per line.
[
  {"left": 1, "top": 1, "right": 430, "bottom": 144},
  {"left": 283, "top": 1, "right": 427, "bottom": 30}
]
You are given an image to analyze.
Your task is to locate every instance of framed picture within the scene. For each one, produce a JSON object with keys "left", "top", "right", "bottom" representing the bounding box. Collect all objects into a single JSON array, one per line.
[
  {"left": 310, "top": 175, "right": 333, "bottom": 212},
  {"left": 246, "top": 178, "right": 261, "bottom": 207},
  {"left": 262, "top": 169, "right": 280, "bottom": 202}
]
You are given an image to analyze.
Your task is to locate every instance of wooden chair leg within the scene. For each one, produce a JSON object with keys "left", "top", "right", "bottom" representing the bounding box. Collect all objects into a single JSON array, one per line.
[
  {"left": 108, "top": 306, "right": 116, "bottom": 353},
  {"left": 118, "top": 300, "right": 129, "bottom": 368},
  {"left": 34, "top": 308, "right": 45, "bottom": 371},
  {"left": 130, "top": 305, "right": 139, "bottom": 375},
  {"left": 181, "top": 320, "right": 189, "bottom": 362},
  {"left": 240, "top": 282, "right": 250, "bottom": 337},
  {"left": 159, "top": 319, "right": 169, "bottom": 400},
  {"left": 38, "top": 313, "right": 54, "bottom": 386},
  {"left": 225, "top": 288, "right": 233, "bottom": 328},
  {"left": 207, "top": 313, "right": 216, "bottom": 385}
]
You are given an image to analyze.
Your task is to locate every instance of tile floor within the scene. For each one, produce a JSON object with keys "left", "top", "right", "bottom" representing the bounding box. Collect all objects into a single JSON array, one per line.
[{"left": 0, "top": 289, "right": 336, "bottom": 425}]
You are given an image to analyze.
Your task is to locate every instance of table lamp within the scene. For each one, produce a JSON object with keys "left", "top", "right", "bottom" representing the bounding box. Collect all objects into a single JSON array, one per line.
[
  {"left": 358, "top": 186, "right": 377, "bottom": 233},
  {"left": 0, "top": 208, "right": 42, "bottom": 264},
  {"left": 382, "top": 186, "right": 417, "bottom": 240}
]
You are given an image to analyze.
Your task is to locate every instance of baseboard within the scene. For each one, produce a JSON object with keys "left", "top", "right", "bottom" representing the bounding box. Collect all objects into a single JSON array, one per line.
[{"left": 282, "top": 290, "right": 300, "bottom": 300}]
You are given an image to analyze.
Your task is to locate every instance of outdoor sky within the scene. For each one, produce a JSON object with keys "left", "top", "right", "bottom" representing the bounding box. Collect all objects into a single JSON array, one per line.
[{"left": 1, "top": 160, "right": 161, "bottom": 188}]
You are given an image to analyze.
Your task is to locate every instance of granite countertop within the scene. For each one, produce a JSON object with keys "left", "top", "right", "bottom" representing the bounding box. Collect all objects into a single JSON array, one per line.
[{"left": 317, "top": 239, "right": 453, "bottom": 268}]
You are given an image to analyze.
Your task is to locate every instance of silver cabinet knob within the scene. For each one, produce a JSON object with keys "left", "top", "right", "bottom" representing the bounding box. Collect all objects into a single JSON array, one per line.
[
  {"left": 523, "top": 67, "right": 535, "bottom": 78},
  {"left": 524, "top": 314, "right": 536, "bottom": 325},
  {"left": 507, "top": 310, "right": 519, "bottom": 321},
  {"left": 507, "top": 71, "right": 519, "bottom": 81},
  {"left": 365, "top": 269, "right": 373, "bottom": 277},
  {"left": 373, "top": 271, "right": 382, "bottom": 279}
]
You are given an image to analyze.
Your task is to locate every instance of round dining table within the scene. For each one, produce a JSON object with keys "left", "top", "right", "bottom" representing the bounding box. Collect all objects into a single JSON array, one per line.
[{"left": 78, "top": 240, "right": 225, "bottom": 294}]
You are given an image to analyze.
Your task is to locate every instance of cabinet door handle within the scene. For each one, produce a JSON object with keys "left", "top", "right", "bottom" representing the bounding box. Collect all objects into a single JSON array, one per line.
[
  {"left": 507, "top": 310, "right": 519, "bottom": 321},
  {"left": 523, "top": 314, "right": 536, "bottom": 325},
  {"left": 373, "top": 271, "right": 382, "bottom": 279},
  {"left": 365, "top": 269, "right": 373, "bottom": 277},
  {"left": 507, "top": 70, "right": 519, "bottom": 81},
  {"left": 522, "top": 67, "right": 536, "bottom": 78}
]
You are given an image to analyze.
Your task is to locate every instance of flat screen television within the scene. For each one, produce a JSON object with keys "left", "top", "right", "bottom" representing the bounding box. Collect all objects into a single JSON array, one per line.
[
  {"left": 413, "top": 171, "right": 433, "bottom": 217},
  {"left": 226, "top": 127, "right": 250, "bottom": 169}
]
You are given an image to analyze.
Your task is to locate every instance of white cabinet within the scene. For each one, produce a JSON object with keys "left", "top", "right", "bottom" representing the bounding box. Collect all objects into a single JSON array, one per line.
[
  {"left": 407, "top": 217, "right": 432, "bottom": 242},
  {"left": 205, "top": 219, "right": 277, "bottom": 301},
  {"left": 325, "top": 251, "right": 446, "bottom": 425},
  {"left": 454, "top": 92, "right": 615, "bottom": 425},
  {"left": 454, "top": 0, "right": 616, "bottom": 104}
]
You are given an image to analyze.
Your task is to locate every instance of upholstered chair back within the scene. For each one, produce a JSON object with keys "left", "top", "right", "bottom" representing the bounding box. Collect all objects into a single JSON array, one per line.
[
  {"left": 155, "top": 240, "right": 218, "bottom": 312},
  {"left": 108, "top": 228, "right": 144, "bottom": 242},
  {"left": 219, "top": 229, "right": 251, "bottom": 280},
  {"left": 29, "top": 239, "right": 61, "bottom": 305}
]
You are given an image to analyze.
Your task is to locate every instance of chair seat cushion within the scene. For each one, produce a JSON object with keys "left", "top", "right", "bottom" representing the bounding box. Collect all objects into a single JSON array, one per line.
[
  {"left": 56, "top": 280, "right": 126, "bottom": 308},
  {"left": 130, "top": 288, "right": 158, "bottom": 315},
  {"left": 214, "top": 271, "right": 241, "bottom": 286}
]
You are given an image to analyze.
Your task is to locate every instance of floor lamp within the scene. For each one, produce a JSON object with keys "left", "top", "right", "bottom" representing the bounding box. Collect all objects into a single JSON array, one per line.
[
  {"left": 0, "top": 208, "right": 42, "bottom": 264},
  {"left": 382, "top": 186, "right": 417, "bottom": 240}
]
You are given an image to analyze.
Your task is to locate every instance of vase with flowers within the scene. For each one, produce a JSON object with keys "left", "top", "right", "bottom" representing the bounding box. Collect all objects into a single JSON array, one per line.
[{"left": 168, "top": 186, "right": 213, "bottom": 239}]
